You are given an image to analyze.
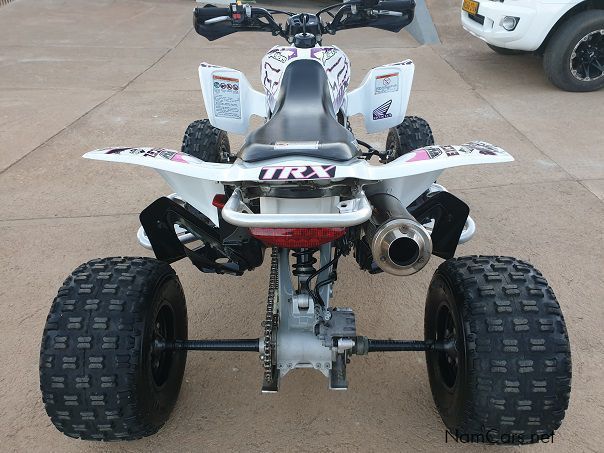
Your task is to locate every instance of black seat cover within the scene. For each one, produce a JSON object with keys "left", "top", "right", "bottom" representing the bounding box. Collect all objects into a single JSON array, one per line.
[{"left": 239, "top": 59, "right": 359, "bottom": 162}]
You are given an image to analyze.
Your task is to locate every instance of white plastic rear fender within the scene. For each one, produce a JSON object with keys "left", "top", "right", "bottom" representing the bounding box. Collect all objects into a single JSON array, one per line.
[{"left": 84, "top": 142, "right": 513, "bottom": 225}]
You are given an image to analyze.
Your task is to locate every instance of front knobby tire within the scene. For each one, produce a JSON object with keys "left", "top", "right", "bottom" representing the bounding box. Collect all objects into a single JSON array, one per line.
[
  {"left": 39, "top": 257, "right": 188, "bottom": 441},
  {"left": 386, "top": 116, "right": 434, "bottom": 161},
  {"left": 425, "top": 256, "right": 571, "bottom": 444},
  {"left": 181, "top": 119, "right": 231, "bottom": 163}
]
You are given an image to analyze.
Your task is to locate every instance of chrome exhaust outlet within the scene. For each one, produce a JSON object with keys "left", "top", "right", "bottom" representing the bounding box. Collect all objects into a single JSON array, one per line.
[
  {"left": 370, "top": 217, "right": 432, "bottom": 276},
  {"left": 367, "top": 194, "right": 433, "bottom": 276}
]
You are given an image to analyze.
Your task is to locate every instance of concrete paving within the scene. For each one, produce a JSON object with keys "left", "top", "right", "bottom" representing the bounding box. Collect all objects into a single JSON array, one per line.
[{"left": 1, "top": 0, "right": 603, "bottom": 452}]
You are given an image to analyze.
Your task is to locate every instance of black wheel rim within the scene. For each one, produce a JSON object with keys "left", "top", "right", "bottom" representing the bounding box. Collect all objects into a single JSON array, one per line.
[
  {"left": 150, "top": 304, "right": 175, "bottom": 388},
  {"left": 570, "top": 29, "right": 604, "bottom": 82},
  {"left": 435, "top": 304, "right": 460, "bottom": 390}
]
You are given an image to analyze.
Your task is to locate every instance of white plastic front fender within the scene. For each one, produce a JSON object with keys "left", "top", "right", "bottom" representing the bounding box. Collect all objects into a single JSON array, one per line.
[
  {"left": 199, "top": 63, "right": 268, "bottom": 134},
  {"left": 84, "top": 142, "right": 513, "bottom": 225},
  {"left": 344, "top": 60, "right": 414, "bottom": 134}
]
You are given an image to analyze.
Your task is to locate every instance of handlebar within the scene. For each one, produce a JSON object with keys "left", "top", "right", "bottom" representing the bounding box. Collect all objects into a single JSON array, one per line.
[
  {"left": 327, "top": 0, "right": 415, "bottom": 34},
  {"left": 194, "top": 1, "right": 415, "bottom": 43}
]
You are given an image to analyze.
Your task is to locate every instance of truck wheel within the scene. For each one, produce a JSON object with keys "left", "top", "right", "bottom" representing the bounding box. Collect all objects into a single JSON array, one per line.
[
  {"left": 40, "top": 257, "right": 188, "bottom": 441},
  {"left": 487, "top": 43, "right": 525, "bottom": 55},
  {"left": 425, "top": 256, "right": 571, "bottom": 444},
  {"left": 543, "top": 10, "right": 604, "bottom": 92},
  {"left": 386, "top": 116, "right": 434, "bottom": 161},
  {"left": 182, "top": 119, "right": 231, "bottom": 162}
]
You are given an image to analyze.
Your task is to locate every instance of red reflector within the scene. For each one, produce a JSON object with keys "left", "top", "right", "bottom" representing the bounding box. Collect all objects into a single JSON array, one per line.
[
  {"left": 212, "top": 194, "right": 228, "bottom": 209},
  {"left": 249, "top": 227, "right": 346, "bottom": 248}
]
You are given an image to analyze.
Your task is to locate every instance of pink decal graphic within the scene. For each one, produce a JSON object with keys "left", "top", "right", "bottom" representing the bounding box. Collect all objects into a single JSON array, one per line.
[
  {"left": 406, "top": 150, "right": 430, "bottom": 162},
  {"left": 169, "top": 152, "right": 189, "bottom": 164}
]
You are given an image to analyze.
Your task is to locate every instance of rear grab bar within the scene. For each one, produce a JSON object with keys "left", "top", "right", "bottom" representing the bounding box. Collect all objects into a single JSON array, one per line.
[{"left": 221, "top": 188, "right": 372, "bottom": 228}]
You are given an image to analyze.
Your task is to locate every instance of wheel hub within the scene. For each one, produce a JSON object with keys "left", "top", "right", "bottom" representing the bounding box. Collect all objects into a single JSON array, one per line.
[
  {"left": 150, "top": 305, "right": 175, "bottom": 387},
  {"left": 436, "top": 304, "right": 460, "bottom": 389},
  {"left": 570, "top": 29, "right": 604, "bottom": 82}
]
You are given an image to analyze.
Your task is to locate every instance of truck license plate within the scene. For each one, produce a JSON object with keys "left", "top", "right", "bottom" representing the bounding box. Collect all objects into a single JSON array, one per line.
[{"left": 462, "top": 0, "right": 479, "bottom": 15}]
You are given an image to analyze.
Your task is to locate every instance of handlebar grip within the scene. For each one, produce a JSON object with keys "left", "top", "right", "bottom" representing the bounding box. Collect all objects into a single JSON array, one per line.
[
  {"left": 377, "top": 0, "right": 416, "bottom": 12},
  {"left": 194, "top": 6, "right": 230, "bottom": 21},
  {"left": 194, "top": 6, "right": 237, "bottom": 41}
]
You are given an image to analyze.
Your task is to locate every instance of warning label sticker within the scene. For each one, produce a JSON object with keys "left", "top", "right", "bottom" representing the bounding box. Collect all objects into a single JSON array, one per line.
[
  {"left": 213, "top": 75, "right": 241, "bottom": 119},
  {"left": 375, "top": 72, "right": 399, "bottom": 95}
]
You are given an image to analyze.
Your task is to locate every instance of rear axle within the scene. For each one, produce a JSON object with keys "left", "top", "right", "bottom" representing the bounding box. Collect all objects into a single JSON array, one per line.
[{"left": 154, "top": 337, "right": 455, "bottom": 354}]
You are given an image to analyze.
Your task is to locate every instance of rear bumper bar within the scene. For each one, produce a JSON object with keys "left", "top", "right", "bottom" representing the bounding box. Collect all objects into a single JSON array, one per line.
[{"left": 221, "top": 188, "right": 373, "bottom": 228}]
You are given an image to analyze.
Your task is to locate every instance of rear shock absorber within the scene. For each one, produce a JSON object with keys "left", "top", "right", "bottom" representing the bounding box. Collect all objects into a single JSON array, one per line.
[{"left": 292, "top": 248, "right": 318, "bottom": 289}]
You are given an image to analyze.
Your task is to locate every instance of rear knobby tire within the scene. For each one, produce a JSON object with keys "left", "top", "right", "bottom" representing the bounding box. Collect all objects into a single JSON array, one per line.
[
  {"left": 386, "top": 116, "right": 434, "bottom": 161},
  {"left": 425, "top": 256, "right": 571, "bottom": 444},
  {"left": 39, "top": 257, "right": 188, "bottom": 441},
  {"left": 182, "top": 119, "right": 230, "bottom": 163}
]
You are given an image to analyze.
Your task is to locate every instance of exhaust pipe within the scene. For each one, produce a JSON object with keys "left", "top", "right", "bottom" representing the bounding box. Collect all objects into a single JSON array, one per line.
[{"left": 367, "top": 194, "right": 432, "bottom": 276}]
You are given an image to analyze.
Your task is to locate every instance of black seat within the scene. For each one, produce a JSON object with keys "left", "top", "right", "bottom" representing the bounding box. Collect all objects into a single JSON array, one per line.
[{"left": 238, "top": 59, "right": 360, "bottom": 163}]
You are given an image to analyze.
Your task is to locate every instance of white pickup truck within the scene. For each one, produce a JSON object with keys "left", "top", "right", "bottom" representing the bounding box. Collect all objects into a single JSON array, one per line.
[{"left": 461, "top": 0, "right": 604, "bottom": 92}]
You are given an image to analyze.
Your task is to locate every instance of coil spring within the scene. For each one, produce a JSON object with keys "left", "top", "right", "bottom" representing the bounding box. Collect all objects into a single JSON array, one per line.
[{"left": 292, "top": 248, "right": 318, "bottom": 281}]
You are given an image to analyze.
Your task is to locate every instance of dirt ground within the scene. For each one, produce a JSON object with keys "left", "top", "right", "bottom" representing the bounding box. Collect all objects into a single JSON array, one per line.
[{"left": 1, "top": 0, "right": 603, "bottom": 452}]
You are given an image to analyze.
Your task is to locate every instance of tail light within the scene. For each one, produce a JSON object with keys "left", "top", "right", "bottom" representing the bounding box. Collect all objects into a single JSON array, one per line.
[
  {"left": 212, "top": 194, "right": 228, "bottom": 209},
  {"left": 249, "top": 227, "right": 346, "bottom": 248}
]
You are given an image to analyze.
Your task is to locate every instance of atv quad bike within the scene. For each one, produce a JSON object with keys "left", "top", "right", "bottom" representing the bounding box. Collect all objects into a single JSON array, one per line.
[{"left": 39, "top": 0, "right": 571, "bottom": 444}]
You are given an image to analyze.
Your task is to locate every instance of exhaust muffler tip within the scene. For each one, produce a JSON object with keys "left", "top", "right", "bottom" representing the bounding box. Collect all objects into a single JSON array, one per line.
[{"left": 370, "top": 218, "right": 432, "bottom": 276}]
